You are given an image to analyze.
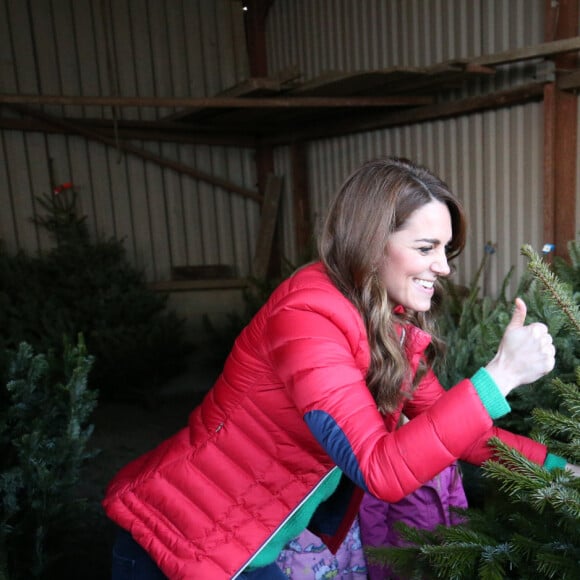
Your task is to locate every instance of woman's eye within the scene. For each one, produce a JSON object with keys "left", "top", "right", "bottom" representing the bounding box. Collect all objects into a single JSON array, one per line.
[{"left": 418, "top": 246, "right": 432, "bottom": 254}]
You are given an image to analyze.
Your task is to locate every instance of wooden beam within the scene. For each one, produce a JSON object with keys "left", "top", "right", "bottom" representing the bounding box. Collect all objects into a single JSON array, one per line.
[
  {"left": 262, "top": 82, "right": 546, "bottom": 145},
  {"left": 558, "top": 68, "right": 580, "bottom": 90},
  {"left": 244, "top": 0, "right": 273, "bottom": 77},
  {"left": 543, "top": 0, "right": 578, "bottom": 262},
  {"left": 470, "top": 35, "right": 580, "bottom": 67},
  {"left": 0, "top": 117, "right": 258, "bottom": 147},
  {"left": 0, "top": 94, "right": 433, "bottom": 108},
  {"left": 543, "top": 88, "right": 577, "bottom": 259},
  {"left": 7, "top": 104, "right": 263, "bottom": 202},
  {"left": 253, "top": 145, "right": 280, "bottom": 278},
  {"left": 161, "top": 75, "right": 286, "bottom": 122},
  {"left": 252, "top": 174, "right": 283, "bottom": 279},
  {"left": 291, "top": 142, "right": 312, "bottom": 260}
]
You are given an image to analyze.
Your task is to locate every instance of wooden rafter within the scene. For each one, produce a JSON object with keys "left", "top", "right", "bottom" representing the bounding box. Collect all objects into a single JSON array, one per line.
[
  {"left": 6, "top": 104, "right": 262, "bottom": 202},
  {"left": 261, "top": 82, "right": 547, "bottom": 145},
  {"left": 470, "top": 35, "right": 580, "bottom": 66},
  {"left": 0, "top": 117, "right": 257, "bottom": 147},
  {"left": 0, "top": 94, "right": 432, "bottom": 108}
]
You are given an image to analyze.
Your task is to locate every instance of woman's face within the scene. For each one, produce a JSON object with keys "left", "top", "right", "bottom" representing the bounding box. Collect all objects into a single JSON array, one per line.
[{"left": 379, "top": 200, "right": 452, "bottom": 312}]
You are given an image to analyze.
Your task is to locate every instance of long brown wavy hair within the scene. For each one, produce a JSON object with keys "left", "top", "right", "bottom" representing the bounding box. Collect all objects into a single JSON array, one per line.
[{"left": 318, "top": 157, "right": 466, "bottom": 412}]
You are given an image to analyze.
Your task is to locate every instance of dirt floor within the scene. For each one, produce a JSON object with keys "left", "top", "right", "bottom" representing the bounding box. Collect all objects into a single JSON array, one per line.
[{"left": 54, "top": 360, "right": 218, "bottom": 580}]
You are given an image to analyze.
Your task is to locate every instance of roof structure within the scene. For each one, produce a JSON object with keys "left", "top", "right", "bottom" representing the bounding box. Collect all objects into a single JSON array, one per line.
[{"left": 2, "top": 36, "right": 580, "bottom": 147}]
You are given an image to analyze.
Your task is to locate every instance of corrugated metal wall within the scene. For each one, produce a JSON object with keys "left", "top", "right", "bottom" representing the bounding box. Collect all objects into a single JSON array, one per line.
[
  {"left": 267, "top": 0, "right": 550, "bottom": 297},
  {"left": 0, "top": 0, "right": 258, "bottom": 282},
  {"left": 1, "top": 0, "right": 578, "bottom": 299}
]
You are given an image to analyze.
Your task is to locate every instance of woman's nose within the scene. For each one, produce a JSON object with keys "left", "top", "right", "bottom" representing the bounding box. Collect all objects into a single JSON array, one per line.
[{"left": 432, "top": 252, "right": 450, "bottom": 276}]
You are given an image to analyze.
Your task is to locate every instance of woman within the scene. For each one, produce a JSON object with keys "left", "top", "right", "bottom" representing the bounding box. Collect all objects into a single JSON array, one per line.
[{"left": 104, "top": 157, "right": 569, "bottom": 579}]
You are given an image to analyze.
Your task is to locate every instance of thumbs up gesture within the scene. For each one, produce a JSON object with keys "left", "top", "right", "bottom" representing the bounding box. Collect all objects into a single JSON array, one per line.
[{"left": 484, "top": 298, "right": 556, "bottom": 397}]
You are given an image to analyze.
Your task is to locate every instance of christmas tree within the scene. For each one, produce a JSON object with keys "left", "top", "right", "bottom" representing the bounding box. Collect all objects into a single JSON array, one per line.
[
  {"left": 0, "top": 186, "right": 191, "bottom": 400},
  {"left": 0, "top": 337, "right": 97, "bottom": 579},
  {"left": 366, "top": 244, "right": 580, "bottom": 579}
]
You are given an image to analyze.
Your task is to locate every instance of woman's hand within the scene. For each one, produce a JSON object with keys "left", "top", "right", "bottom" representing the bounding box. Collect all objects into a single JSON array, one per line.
[{"left": 484, "top": 298, "right": 555, "bottom": 397}]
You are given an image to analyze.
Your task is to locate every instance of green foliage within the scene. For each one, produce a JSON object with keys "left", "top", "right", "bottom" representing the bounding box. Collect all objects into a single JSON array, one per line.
[
  {"left": 0, "top": 337, "right": 97, "bottom": 579},
  {"left": 538, "top": 242, "right": 580, "bottom": 336},
  {"left": 552, "top": 239, "right": 580, "bottom": 302},
  {"left": 0, "top": 189, "right": 191, "bottom": 399},
  {"left": 370, "top": 244, "right": 580, "bottom": 579}
]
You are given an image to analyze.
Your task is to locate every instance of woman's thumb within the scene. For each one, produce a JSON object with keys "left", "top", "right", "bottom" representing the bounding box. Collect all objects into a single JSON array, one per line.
[{"left": 506, "top": 297, "right": 527, "bottom": 330}]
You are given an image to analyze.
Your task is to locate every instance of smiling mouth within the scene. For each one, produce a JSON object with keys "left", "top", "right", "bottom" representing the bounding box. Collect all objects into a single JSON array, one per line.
[{"left": 414, "top": 278, "right": 435, "bottom": 289}]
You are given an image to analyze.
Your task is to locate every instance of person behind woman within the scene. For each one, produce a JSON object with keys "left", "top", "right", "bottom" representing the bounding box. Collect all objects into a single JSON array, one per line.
[
  {"left": 103, "top": 156, "right": 575, "bottom": 580},
  {"left": 359, "top": 417, "right": 468, "bottom": 580},
  {"left": 275, "top": 515, "right": 367, "bottom": 579}
]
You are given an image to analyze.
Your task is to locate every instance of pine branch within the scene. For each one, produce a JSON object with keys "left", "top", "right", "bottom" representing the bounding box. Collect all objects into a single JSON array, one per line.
[
  {"left": 567, "top": 239, "right": 580, "bottom": 270},
  {"left": 477, "top": 543, "right": 513, "bottom": 580},
  {"left": 535, "top": 546, "right": 580, "bottom": 580},
  {"left": 484, "top": 439, "right": 580, "bottom": 520},
  {"left": 521, "top": 245, "right": 580, "bottom": 336},
  {"left": 532, "top": 407, "right": 577, "bottom": 438},
  {"left": 531, "top": 376, "right": 580, "bottom": 463},
  {"left": 420, "top": 541, "right": 488, "bottom": 578},
  {"left": 553, "top": 377, "right": 580, "bottom": 418}
]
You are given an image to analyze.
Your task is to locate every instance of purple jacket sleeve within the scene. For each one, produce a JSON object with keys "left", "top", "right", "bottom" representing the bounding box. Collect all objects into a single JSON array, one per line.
[
  {"left": 447, "top": 464, "right": 468, "bottom": 525},
  {"left": 359, "top": 493, "right": 392, "bottom": 580},
  {"left": 359, "top": 464, "right": 468, "bottom": 579}
]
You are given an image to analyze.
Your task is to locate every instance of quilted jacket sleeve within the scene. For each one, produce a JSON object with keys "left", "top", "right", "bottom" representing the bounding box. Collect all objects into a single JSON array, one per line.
[
  {"left": 404, "top": 369, "right": 548, "bottom": 466},
  {"left": 265, "top": 291, "right": 520, "bottom": 503}
]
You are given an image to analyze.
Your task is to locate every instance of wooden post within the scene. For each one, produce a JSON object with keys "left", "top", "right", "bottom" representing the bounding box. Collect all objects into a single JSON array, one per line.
[
  {"left": 243, "top": 0, "right": 273, "bottom": 77},
  {"left": 291, "top": 142, "right": 313, "bottom": 261},
  {"left": 252, "top": 174, "right": 283, "bottom": 279},
  {"left": 244, "top": 0, "right": 281, "bottom": 277},
  {"left": 544, "top": 0, "right": 578, "bottom": 261}
]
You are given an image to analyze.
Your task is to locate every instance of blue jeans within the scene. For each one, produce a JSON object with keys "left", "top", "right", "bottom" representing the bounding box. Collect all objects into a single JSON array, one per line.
[
  {"left": 111, "top": 529, "right": 166, "bottom": 579},
  {"left": 111, "top": 528, "right": 286, "bottom": 579}
]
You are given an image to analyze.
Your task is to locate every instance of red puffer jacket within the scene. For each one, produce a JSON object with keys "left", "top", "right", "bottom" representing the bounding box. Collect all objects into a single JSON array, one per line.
[{"left": 102, "top": 262, "right": 547, "bottom": 579}]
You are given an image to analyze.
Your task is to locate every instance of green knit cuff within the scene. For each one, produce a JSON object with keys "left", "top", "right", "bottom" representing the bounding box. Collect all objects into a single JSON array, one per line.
[
  {"left": 544, "top": 452, "right": 567, "bottom": 471},
  {"left": 470, "top": 367, "right": 511, "bottom": 420}
]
